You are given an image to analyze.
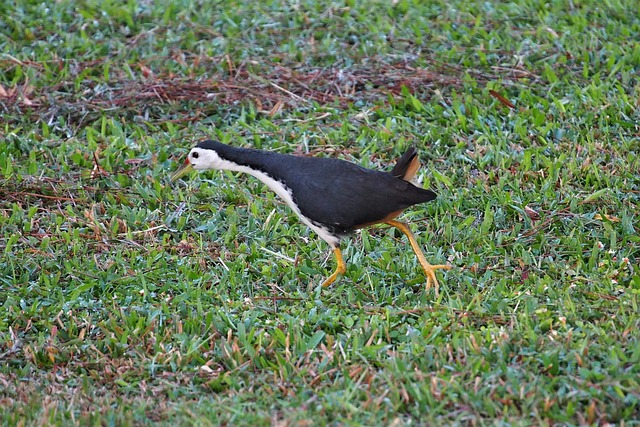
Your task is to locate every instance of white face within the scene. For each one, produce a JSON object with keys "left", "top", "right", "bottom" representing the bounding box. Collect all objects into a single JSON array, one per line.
[{"left": 188, "top": 147, "right": 224, "bottom": 170}]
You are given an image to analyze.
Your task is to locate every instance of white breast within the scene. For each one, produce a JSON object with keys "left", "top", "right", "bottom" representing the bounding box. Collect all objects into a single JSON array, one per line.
[{"left": 215, "top": 159, "right": 341, "bottom": 248}]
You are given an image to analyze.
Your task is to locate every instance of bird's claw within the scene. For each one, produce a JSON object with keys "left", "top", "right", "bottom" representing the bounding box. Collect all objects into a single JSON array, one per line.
[{"left": 423, "top": 264, "right": 453, "bottom": 295}]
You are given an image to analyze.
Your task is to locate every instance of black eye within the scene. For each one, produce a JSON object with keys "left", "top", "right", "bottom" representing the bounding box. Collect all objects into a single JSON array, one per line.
[{"left": 192, "top": 152, "right": 199, "bottom": 159}]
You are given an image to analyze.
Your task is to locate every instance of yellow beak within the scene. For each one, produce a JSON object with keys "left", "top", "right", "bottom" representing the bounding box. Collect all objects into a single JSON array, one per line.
[{"left": 171, "top": 158, "right": 194, "bottom": 182}]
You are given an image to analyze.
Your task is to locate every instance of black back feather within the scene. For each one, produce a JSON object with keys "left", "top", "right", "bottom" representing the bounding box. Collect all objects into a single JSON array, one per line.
[{"left": 196, "top": 141, "right": 436, "bottom": 234}]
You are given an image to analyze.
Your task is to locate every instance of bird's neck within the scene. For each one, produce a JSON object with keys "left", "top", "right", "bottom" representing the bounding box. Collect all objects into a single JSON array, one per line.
[{"left": 226, "top": 163, "right": 297, "bottom": 210}]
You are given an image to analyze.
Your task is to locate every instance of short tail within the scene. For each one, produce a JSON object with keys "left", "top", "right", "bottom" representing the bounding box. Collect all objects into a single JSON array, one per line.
[{"left": 391, "top": 146, "right": 421, "bottom": 182}]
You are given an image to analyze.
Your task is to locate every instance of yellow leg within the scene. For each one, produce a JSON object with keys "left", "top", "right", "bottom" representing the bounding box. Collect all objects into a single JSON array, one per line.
[
  {"left": 321, "top": 247, "right": 346, "bottom": 288},
  {"left": 385, "top": 219, "right": 452, "bottom": 294}
]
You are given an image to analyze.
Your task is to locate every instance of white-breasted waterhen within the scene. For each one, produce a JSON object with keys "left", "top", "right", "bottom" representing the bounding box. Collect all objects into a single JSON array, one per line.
[{"left": 172, "top": 140, "right": 452, "bottom": 292}]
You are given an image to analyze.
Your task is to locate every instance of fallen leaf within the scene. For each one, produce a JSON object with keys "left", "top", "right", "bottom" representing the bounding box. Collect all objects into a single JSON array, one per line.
[
  {"left": 594, "top": 213, "right": 620, "bottom": 222},
  {"left": 19, "top": 84, "right": 36, "bottom": 105},
  {"left": 489, "top": 89, "right": 515, "bottom": 109},
  {"left": 139, "top": 64, "right": 154, "bottom": 78},
  {"left": 524, "top": 205, "right": 540, "bottom": 220},
  {"left": 21, "top": 95, "right": 34, "bottom": 106},
  {"left": 269, "top": 99, "right": 284, "bottom": 117}
]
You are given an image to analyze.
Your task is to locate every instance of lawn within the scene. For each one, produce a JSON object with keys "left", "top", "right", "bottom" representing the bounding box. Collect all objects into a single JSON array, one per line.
[{"left": 1, "top": 0, "right": 639, "bottom": 425}]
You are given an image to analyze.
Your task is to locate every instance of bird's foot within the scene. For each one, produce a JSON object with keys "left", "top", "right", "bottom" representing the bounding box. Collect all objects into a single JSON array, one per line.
[
  {"left": 320, "top": 269, "right": 341, "bottom": 288},
  {"left": 423, "top": 264, "right": 453, "bottom": 295},
  {"left": 321, "top": 247, "right": 346, "bottom": 288}
]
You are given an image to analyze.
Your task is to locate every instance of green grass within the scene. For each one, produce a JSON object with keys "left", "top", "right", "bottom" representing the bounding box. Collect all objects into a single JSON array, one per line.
[{"left": 1, "top": 0, "right": 639, "bottom": 425}]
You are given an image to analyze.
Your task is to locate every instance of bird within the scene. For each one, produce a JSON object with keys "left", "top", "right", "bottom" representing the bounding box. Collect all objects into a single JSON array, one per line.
[{"left": 171, "top": 140, "right": 452, "bottom": 293}]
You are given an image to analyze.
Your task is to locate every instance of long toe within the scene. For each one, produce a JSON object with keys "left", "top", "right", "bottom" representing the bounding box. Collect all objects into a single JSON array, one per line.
[
  {"left": 423, "top": 264, "right": 453, "bottom": 295},
  {"left": 321, "top": 272, "right": 339, "bottom": 288},
  {"left": 321, "top": 247, "right": 346, "bottom": 288}
]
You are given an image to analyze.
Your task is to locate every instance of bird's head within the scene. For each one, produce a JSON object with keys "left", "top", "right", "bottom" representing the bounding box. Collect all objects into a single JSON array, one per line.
[{"left": 171, "top": 141, "right": 227, "bottom": 181}]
